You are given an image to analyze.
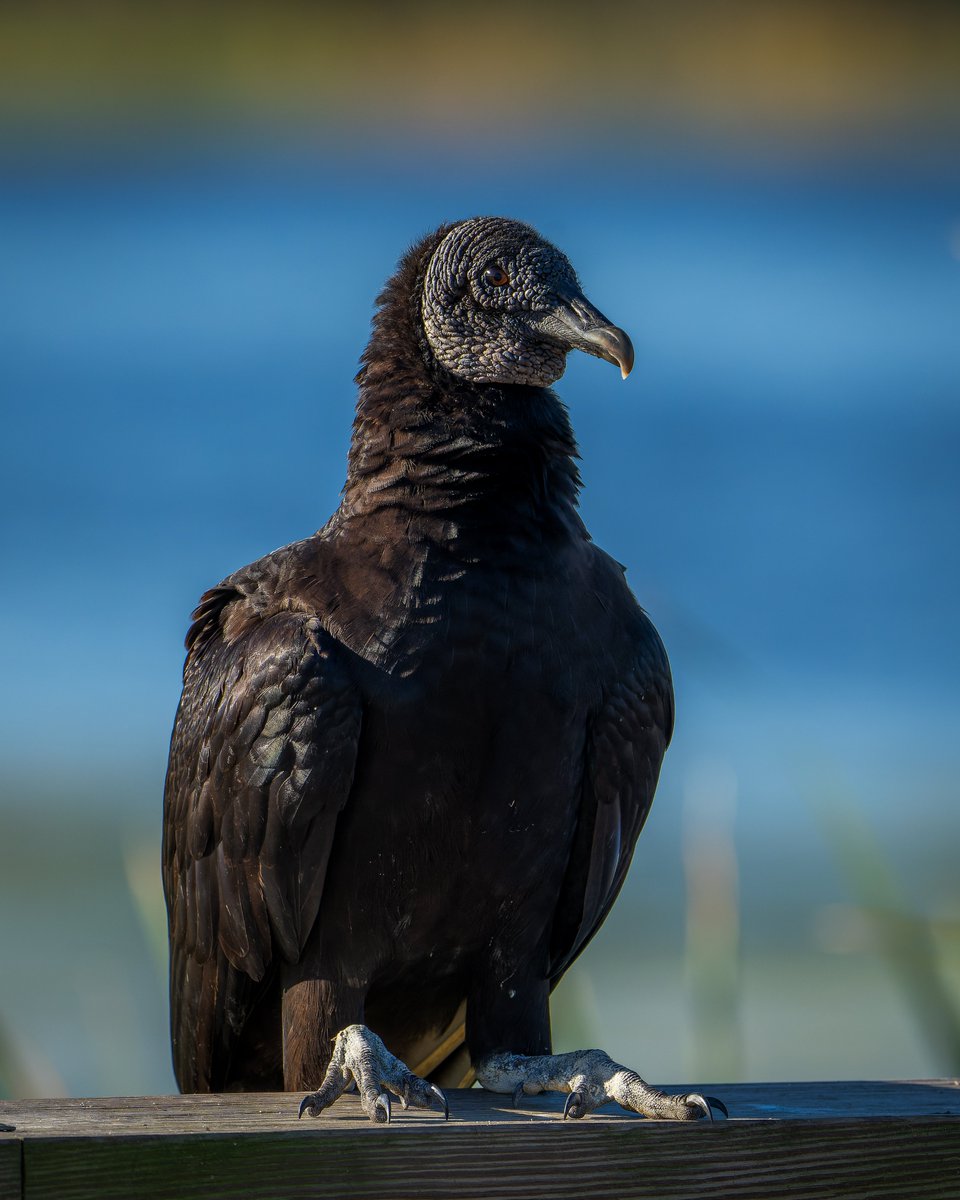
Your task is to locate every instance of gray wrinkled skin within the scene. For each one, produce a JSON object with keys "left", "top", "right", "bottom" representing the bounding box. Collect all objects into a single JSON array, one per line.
[
  {"left": 422, "top": 216, "right": 581, "bottom": 386},
  {"left": 299, "top": 1025, "right": 448, "bottom": 1125}
]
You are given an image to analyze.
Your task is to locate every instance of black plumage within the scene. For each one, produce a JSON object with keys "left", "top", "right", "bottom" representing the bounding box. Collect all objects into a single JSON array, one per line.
[{"left": 163, "top": 217, "right": 705, "bottom": 1120}]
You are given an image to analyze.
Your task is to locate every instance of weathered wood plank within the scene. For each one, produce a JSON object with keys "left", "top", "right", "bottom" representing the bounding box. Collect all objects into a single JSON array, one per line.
[
  {"left": 0, "top": 1082, "right": 958, "bottom": 1200},
  {"left": 14, "top": 1118, "right": 960, "bottom": 1200},
  {"left": 3, "top": 1079, "right": 959, "bottom": 1135},
  {"left": 0, "top": 1135, "right": 21, "bottom": 1200}
]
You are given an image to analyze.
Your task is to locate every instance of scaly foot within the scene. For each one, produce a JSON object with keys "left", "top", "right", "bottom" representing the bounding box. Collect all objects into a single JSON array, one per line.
[
  {"left": 298, "top": 1024, "right": 449, "bottom": 1124},
  {"left": 476, "top": 1049, "right": 726, "bottom": 1121}
]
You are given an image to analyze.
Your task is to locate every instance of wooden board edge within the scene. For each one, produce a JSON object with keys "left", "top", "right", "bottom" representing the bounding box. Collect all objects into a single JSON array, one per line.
[
  {"left": 18, "top": 1116, "right": 960, "bottom": 1200},
  {"left": 0, "top": 1135, "right": 22, "bottom": 1200}
]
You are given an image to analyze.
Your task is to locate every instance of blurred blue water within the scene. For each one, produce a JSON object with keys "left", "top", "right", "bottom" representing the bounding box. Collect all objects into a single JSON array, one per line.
[
  {"left": 3, "top": 143, "right": 957, "bottom": 779},
  {"left": 1, "top": 139, "right": 958, "bottom": 1091}
]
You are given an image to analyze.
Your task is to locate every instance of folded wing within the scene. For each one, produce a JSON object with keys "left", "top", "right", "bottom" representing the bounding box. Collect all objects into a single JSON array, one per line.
[{"left": 162, "top": 588, "right": 362, "bottom": 1090}]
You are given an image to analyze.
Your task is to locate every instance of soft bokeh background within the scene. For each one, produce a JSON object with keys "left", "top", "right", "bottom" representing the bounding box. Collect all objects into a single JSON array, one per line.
[{"left": 2, "top": 1, "right": 958, "bottom": 1098}]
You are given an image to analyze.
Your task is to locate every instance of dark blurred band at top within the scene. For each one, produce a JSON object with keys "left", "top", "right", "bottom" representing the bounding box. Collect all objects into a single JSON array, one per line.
[{"left": 0, "top": 0, "right": 958, "bottom": 165}]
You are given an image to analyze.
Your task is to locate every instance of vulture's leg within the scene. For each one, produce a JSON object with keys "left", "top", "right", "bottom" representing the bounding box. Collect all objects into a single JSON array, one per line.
[
  {"left": 468, "top": 971, "right": 725, "bottom": 1121},
  {"left": 475, "top": 1049, "right": 726, "bottom": 1120},
  {"left": 298, "top": 1025, "right": 448, "bottom": 1125}
]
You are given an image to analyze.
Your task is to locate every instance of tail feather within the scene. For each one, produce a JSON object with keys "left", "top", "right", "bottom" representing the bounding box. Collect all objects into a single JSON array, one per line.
[{"left": 408, "top": 1003, "right": 475, "bottom": 1088}]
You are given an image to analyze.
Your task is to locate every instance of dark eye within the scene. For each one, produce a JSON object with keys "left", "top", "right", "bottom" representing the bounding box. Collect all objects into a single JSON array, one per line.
[{"left": 483, "top": 263, "right": 510, "bottom": 287}]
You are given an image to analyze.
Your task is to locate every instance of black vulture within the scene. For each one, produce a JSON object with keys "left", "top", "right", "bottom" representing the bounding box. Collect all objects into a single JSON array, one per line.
[{"left": 163, "top": 216, "right": 723, "bottom": 1123}]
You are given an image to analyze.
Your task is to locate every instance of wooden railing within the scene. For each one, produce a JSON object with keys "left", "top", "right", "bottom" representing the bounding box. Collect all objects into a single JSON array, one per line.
[{"left": 2, "top": 1080, "right": 959, "bottom": 1199}]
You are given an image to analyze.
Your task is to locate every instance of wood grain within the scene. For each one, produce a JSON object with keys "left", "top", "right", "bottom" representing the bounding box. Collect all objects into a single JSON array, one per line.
[
  {"left": 1, "top": 1082, "right": 958, "bottom": 1200},
  {"left": 0, "top": 1136, "right": 20, "bottom": 1200}
]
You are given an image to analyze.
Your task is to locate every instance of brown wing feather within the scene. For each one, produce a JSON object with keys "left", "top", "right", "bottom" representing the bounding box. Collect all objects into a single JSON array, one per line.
[
  {"left": 162, "top": 592, "right": 362, "bottom": 1091},
  {"left": 548, "top": 613, "right": 673, "bottom": 985}
]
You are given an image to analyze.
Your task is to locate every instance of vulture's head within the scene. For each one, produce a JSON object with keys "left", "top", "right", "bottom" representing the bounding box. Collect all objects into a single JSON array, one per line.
[{"left": 420, "top": 216, "right": 634, "bottom": 388}]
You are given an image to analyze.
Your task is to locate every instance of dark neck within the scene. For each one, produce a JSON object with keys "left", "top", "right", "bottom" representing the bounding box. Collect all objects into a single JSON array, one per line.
[
  {"left": 341, "top": 379, "right": 581, "bottom": 533},
  {"left": 335, "top": 243, "right": 585, "bottom": 549}
]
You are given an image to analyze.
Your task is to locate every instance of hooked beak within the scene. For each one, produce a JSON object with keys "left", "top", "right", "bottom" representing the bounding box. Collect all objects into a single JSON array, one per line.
[{"left": 544, "top": 293, "right": 635, "bottom": 380}]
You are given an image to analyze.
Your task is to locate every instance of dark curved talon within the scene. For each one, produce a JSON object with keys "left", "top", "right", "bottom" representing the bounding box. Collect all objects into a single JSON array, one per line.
[
  {"left": 430, "top": 1083, "right": 449, "bottom": 1120},
  {"left": 563, "top": 1091, "right": 584, "bottom": 1120},
  {"left": 375, "top": 1091, "right": 392, "bottom": 1124},
  {"left": 705, "top": 1095, "right": 728, "bottom": 1119},
  {"left": 512, "top": 1083, "right": 525, "bottom": 1109},
  {"left": 298, "top": 1094, "right": 320, "bottom": 1120},
  {"left": 684, "top": 1092, "right": 728, "bottom": 1121}
]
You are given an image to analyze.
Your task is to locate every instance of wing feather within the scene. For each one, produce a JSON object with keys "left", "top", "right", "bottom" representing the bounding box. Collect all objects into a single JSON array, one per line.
[
  {"left": 162, "top": 593, "right": 361, "bottom": 1090},
  {"left": 549, "top": 603, "right": 673, "bottom": 985}
]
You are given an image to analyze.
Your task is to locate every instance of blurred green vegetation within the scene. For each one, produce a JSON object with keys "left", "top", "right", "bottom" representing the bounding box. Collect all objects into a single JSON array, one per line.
[
  {"left": 4, "top": 777, "right": 956, "bottom": 1098},
  {"left": 814, "top": 788, "right": 960, "bottom": 1075},
  {"left": 0, "top": 1, "right": 958, "bottom": 153}
]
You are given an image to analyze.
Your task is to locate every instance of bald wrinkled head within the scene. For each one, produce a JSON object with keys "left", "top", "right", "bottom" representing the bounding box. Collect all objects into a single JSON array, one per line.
[{"left": 420, "top": 217, "right": 634, "bottom": 388}]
